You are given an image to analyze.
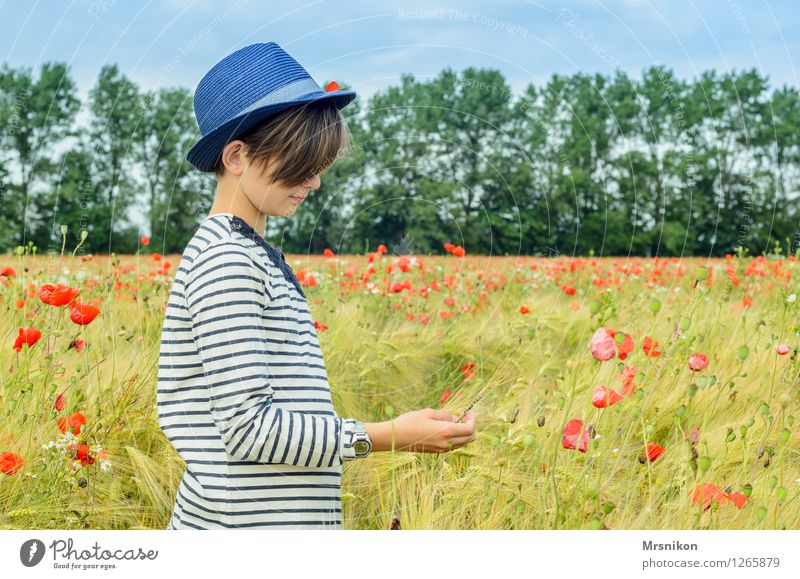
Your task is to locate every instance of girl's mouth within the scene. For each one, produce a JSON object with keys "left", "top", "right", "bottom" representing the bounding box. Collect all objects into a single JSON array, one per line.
[{"left": 289, "top": 195, "right": 306, "bottom": 204}]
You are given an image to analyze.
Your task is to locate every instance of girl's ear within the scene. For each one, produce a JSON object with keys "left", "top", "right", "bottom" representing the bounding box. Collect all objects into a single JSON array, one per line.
[{"left": 220, "top": 140, "right": 248, "bottom": 176}]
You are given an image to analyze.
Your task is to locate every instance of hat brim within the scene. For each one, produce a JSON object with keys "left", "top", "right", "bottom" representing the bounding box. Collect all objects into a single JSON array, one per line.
[{"left": 186, "top": 89, "right": 356, "bottom": 172}]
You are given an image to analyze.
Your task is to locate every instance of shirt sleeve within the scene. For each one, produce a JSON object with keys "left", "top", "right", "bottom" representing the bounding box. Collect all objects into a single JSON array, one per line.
[{"left": 183, "top": 240, "right": 358, "bottom": 466}]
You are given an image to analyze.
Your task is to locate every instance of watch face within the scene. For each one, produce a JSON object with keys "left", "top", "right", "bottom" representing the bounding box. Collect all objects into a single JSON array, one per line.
[{"left": 354, "top": 440, "right": 370, "bottom": 454}]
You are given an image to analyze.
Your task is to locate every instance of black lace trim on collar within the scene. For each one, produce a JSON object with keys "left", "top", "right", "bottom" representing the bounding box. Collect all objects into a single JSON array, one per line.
[{"left": 227, "top": 215, "right": 307, "bottom": 300}]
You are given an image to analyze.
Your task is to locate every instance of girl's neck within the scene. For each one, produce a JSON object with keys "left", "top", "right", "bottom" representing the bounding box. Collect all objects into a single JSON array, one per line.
[{"left": 209, "top": 188, "right": 266, "bottom": 236}]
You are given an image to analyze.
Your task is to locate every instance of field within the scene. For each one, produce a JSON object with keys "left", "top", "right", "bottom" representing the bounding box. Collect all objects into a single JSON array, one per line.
[{"left": 1, "top": 246, "right": 799, "bottom": 530}]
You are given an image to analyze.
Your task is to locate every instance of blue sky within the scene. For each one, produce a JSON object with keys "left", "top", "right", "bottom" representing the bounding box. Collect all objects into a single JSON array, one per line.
[{"left": 2, "top": 0, "right": 798, "bottom": 104}]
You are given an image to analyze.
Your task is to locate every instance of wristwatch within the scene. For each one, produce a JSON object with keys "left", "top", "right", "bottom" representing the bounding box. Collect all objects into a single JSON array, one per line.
[{"left": 352, "top": 420, "right": 373, "bottom": 458}]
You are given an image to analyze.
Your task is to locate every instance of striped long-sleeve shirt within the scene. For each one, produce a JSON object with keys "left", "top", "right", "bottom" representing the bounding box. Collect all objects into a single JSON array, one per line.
[{"left": 157, "top": 212, "right": 359, "bottom": 529}]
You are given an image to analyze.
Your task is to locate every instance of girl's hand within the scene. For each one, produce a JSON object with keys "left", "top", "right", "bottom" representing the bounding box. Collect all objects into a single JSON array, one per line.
[{"left": 389, "top": 408, "right": 477, "bottom": 453}]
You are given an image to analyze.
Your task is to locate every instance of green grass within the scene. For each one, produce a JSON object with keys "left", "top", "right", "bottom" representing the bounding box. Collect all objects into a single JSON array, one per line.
[{"left": 1, "top": 250, "right": 798, "bottom": 529}]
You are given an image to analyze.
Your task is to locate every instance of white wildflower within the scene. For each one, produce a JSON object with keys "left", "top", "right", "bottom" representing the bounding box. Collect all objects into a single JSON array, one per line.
[{"left": 788, "top": 294, "right": 796, "bottom": 303}]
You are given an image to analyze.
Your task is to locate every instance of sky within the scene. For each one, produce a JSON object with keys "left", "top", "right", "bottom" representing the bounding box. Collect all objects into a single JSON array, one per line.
[
  {"left": 1, "top": 0, "right": 798, "bottom": 230},
  {"left": 2, "top": 0, "right": 798, "bottom": 104}
]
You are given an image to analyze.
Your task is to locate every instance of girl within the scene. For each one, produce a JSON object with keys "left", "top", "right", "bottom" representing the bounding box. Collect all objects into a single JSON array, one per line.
[{"left": 156, "top": 42, "right": 476, "bottom": 530}]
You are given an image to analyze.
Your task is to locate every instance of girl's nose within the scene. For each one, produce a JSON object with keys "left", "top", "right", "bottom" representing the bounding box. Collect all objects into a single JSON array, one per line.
[{"left": 304, "top": 174, "right": 321, "bottom": 190}]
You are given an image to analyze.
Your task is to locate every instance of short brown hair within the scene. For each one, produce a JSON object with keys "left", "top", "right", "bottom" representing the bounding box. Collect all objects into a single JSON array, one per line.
[{"left": 215, "top": 99, "right": 354, "bottom": 186}]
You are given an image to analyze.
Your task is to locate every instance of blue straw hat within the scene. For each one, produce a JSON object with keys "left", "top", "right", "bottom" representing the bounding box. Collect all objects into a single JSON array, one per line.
[{"left": 186, "top": 42, "right": 357, "bottom": 172}]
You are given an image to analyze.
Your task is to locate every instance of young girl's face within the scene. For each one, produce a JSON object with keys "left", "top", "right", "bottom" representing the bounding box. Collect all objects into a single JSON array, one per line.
[{"left": 240, "top": 152, "right": 321, "bottom": 217}]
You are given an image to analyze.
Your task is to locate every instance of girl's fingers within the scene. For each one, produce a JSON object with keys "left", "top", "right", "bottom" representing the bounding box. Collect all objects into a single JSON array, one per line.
[
  {"left": 429, "top": 409, "right": 453, "bottom": 421},
  {"left": 446, "top": 433, "right": 476, "bottom": 449},
  {"left": 450, "top": 415, "right": 476, "bottom": 436}
]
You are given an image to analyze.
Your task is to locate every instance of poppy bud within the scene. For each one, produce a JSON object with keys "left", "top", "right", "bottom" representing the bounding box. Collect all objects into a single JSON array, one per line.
[{"left": 537, "top": 416, "right": 545, "bottom": 427}]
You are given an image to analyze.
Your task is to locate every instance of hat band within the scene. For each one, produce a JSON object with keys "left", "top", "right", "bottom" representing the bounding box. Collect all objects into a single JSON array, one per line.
[{"left": 237, "top": 77, "right": 323, "bottom": 117}]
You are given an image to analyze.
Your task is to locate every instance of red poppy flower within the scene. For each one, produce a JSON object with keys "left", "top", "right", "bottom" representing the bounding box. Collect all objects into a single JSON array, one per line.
[
  {"left": 519, "top": 305, "right": 530, "bottom": 314},
  {"left": 560, "top": 284, "right": 576, "bottom": 295},
  {"left": 39, "top": 283, "right": 80, "bottom": 307},
  {"left": 607, "top": 329, "right": 635, "bottom": 360},
  {"left": 688, "top": 353, "right": 709, "bottom": 371},
  {"left": 0, "top": 451, "right": 24, "bottom": 475},
  {"left": 57, "top": 412, "right": 87, "bottom": 435},
  {"left": 297, "top": 272, "right": 317, "bottom": 287},
  {"left": 73, "top": 444, "right": 95, "bottom": 466},
  {"left": 314, "top": 320, "right": 328, "bottom": 332},
  {"left": 325, "top": 80, "right": 340, "bottom": 92},
  {"left": 140, "top": 236, "right": 150, "bottom": 246},
  {"left": 69, "top": 300, "right": 100, "bottom": 326},
  {"left": 775, "top": 343, "right": 790, "bottom": 356},
  {"left": 13, "top": 327, "right": 42, "bottom": 352},
  {"left": 68, "top": 338, "right": 86, "bottom": 352},
  {"left": 1, "top": 266, "right": 16, "bottom": 278},
  {"left": 54, "top": 393, "right": 66, "bottom": 412},
  {"left": 439, "top": 388, "right": 452, "bottom": 407},
  {"left": 642, "top": 336, "right": 662, "bottom": 357},
  {"left": 689, "top": 483, "right": 726, "bottom": 509},
  {"left": 443, "top": 243, "right": 455, "bottom": 253},
  {"left": 592, "top": 385, "right": 624, "bottom": 408},
  {"left": 590, "top": 328, "right": 616, "bottom": 361},
  {"left": 644, "top": 443, "right": 665, "bottom": 462},
  {"left": 323, "top": 248, "right": 335, "bottom": 258},
  {"left": 618, "top": 364, "right": 638, "bottom": 396},
  {"left": 726, "top": 491, "right": 747, "bottom": 510},
  {"left": 562, "top": 418, "right": 590, "bottom": 452}
]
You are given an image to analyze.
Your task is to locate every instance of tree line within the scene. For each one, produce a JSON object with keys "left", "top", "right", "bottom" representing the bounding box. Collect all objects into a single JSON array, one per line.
[{"left": 1, "top": 61, "right": 798, "bottom": 257}]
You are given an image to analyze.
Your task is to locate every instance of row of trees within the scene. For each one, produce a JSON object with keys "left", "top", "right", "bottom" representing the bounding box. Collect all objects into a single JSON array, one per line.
[{"left": 1, "top": 61, "right": 798, "bottom": 257}]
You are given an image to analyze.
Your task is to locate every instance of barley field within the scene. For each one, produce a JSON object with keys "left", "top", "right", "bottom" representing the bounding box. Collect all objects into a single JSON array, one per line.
[{"left": 1, "top": 243, "right": 798, "bottom": 530}]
